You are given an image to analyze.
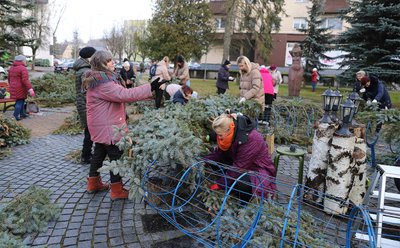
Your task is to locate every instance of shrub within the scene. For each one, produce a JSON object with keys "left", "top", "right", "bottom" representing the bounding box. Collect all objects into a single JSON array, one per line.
[{"left": 0, "top": 117, "right": 30, "bottom": 159}]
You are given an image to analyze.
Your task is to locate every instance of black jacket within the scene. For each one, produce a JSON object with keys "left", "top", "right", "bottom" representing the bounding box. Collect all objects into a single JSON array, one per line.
[
  {"left": 362, "top": 75, "right": 392, "bottom": 109},
  {"left": 216, "top": 65, "right": 230, "bottom": 90}
]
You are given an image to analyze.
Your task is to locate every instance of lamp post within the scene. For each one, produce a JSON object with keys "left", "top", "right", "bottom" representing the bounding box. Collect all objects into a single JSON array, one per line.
[
  {"left": 335, "top": 98, "right": 356, "bottom": 136},
  {"left": 348, "top": 90, "right": 362, "bottom": 126},
  {"left": 320, "top": 88, "right": 335, "bottom": 123},
  {"left": 330, "top": 88, "right": 343, "bottom": 122}
]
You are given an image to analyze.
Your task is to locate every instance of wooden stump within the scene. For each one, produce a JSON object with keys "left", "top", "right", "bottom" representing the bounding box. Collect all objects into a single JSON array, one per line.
[
  {"left": 348, "top": 138, "right": 368, "bottom": 205},
  {"left": 324, "top": 134, "right": 356, "bottom": 215},
  {"left": 304, "top": 123, "right": 336, "bottom": 203},
  {"left": 265, "top": 134, "right": 274, "bottom": 155}
]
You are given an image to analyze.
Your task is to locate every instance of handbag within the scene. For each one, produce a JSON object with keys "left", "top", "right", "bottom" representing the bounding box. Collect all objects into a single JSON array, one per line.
[{"left": 26, "top": 101, "right": 39, "bottom": 113}]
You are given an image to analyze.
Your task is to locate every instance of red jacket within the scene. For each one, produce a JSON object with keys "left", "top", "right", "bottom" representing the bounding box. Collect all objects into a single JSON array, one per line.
[
  {"left": 311, "top": 71, "right": 319, "bottom": 83},
  {"left": 8, "top": 61, "right": 33, "bottom": 99},
  {"left": 85, "top": 71, "right": 152, "bottom": 145}
]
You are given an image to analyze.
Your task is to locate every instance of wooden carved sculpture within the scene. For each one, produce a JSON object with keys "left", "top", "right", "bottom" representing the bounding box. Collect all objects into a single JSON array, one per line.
[{"left": 288, "top": 44, "right": 304, "bottom": 97}]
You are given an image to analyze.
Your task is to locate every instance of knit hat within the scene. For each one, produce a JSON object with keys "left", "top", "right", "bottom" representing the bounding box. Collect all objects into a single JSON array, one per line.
[
  {"left": 223, "top": 60, "right": 231, "bottom": 66},
  {"left": 360, "top": 76, "right": 370, "bottom": 86},
  {"left": 15, "top": 55, "right": 26, "bottom": 62},
  {"left": 269, "top": 65, "right": 276, "bottom": 70},
  {"left": 312, "top": 68, "right": 317, "bottom": 72},
  {"left": 79, "top": 47, "right": 96, "bottom": 59}
]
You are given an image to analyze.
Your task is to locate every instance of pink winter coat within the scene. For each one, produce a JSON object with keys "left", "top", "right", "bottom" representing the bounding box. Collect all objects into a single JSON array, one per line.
[
  {"left": 260, "top": 67, "right": 274, "bottom": 95},
  {"left": 8, "top": 61, "right": 33, "bottom": 99},
  {"left": 85, "top": 71, "right": 152, "bottom": 145}
]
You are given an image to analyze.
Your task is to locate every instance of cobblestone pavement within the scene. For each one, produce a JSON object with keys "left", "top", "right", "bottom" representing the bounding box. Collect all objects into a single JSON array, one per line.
[{"left": 0, "top": 106, "right": 398, "bottom": 247}]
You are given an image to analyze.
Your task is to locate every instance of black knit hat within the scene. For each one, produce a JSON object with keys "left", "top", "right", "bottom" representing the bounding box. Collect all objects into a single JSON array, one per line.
[
  {"left": 79, "top": 47, "right": 96, "bottom": 59},
  {"left": 223, "top": 60, "right": 231, "bottom": 66}
]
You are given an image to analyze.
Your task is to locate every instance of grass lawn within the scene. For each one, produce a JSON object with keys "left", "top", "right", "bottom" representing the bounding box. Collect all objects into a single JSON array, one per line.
[{"left": 190, "top": 78, "right": 400, "bottom": 108}]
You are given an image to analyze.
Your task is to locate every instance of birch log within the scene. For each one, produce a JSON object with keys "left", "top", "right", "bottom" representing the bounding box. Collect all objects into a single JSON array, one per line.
[
  {"left": 348, "top": 138, "right": 368, "bottom": 205},
  {"left": 304, "top": 122, "right": 336, "bottom": 203},
  {"left": 324, "top": 134, "right": 356, "bottom": 215}
]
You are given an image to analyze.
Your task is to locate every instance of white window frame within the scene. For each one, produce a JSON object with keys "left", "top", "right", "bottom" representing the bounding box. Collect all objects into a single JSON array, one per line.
[
  {"left": 215, "top": 18, "right": 225, "bottom": 29},
  {"left": 293, "top": 18, "right": 308, "bottom": 29},
  {"left": 321, "top": 18, "right": 343, "bottom": 30}
]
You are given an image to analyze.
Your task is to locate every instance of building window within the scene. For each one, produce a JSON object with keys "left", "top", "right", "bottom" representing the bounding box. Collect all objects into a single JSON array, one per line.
[
  {"left": 215, "top": 18, "right": 225, "bottom": 29},
  {"left": 321, "top": 18, "right": 343, "bottom": 30},
  {"left": 293, "top": 18, "right": 307, "bottom": 29}
]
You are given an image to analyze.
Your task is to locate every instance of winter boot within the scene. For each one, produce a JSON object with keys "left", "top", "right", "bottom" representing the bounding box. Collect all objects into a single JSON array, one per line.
[
  {"left": 87, "top": 176, "right": 110, "bottom": 193},
  {"left": 110, "top": 181, "right": 129, "bottom": 200}
]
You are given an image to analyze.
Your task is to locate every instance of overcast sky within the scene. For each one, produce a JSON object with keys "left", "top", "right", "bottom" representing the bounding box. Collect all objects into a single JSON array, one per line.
[{"left": 53, "top": 0, "right": 154, "bottom": 43}]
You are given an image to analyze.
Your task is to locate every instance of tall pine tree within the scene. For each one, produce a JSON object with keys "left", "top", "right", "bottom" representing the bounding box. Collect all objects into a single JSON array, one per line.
[
  {"left": 299, "top": 0, "right": 332, "bottom": 82},
  {"left": 0, "top": 0, "right": 35, "bottom": 54},
  {"left": 139, "top": 0, "right": 213, "bottom": 61},
  {"left": 336, "top": 0, "right": 400, "bottom": 84}
]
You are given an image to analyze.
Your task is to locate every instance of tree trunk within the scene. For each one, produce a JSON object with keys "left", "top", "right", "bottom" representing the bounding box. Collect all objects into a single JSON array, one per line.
[
  {"left": 348, "top": 137, "right": 367, "bottom": 205},
  {"left": 222, "top": 0, "right": 237, "bottom": 62},
  {"left": 304, "top": 122, "right": 336, "bottom": 203},
  {"left": 324, "top": 134, "right": 356, "bottom": 215}
]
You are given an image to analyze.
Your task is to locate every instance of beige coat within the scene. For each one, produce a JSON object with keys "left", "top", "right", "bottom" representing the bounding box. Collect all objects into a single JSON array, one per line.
[
  {"left": 239, "top": 63, "right": 264, "bottom": 106},
  {"left": 174, "top": 62, "right": 190, "bottom": 85},
  {"left": 152, "top": 60, "right": 171, "bottom": 82}
]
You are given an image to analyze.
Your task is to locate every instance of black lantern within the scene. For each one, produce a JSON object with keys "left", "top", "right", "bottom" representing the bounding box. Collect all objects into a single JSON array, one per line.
[
  {"left": 348, "top": 90, "right": 362, "bottom": 126},
  {"left": 330, "top": 88, "right": 342, "bottom": 122},
  {"left": 320, "top": 88, "right": 335, "bottom": 123},
  {"left": 335, "top": 98, "right": 356, "bottom": 136}
]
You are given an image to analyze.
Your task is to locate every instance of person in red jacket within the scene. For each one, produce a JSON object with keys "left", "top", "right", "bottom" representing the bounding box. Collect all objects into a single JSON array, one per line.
[
  {"left": 311, "top": 68, "right": 319, "bottom": 92},
  {"left": 82, "top": 50, "right": 165, "bottom": 200},
  {"left": 8, "top": 55, "right": 35, "bottom": 121}
]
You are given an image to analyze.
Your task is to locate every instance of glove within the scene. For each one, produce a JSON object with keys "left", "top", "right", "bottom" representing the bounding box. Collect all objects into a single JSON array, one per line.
[
  {"left": 372, "top": 99, "right": 378, "bottom": 104},
  {"left": 150, "top": 77, "right": 161, "bottom": 91},
  {"left": 28, "top": 89, "right": 35, "bottom": 97},
  {"left": 359, "top": 88, "right": 366, "bottom": 93},
  {"left": 239, "top": 97, "right": 246, "bottom": 104},
  {"left": 228, "top": 76, "right": 234, "bottom": 81},
  {"left": 210, "top": 183, "right": 222, "bottom": 191},
  {"left": 366, "top": 100, "right": 372, "bottom": 106}
]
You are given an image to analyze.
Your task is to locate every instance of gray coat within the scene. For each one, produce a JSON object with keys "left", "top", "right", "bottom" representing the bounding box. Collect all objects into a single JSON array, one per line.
[{"left": 216, "top": 65, "right": 230, "bottom": 90}]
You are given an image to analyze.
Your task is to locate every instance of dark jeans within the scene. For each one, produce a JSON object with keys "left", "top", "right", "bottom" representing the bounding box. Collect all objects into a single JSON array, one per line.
[
  {"left": 217, "top": 87, "right": 226, "bottom": 94},
  {"left": 14, "top": 99, "right": 26, "bottom": 120},
  {"left": 89, "top": 143, "right": 123, "bottom": 183},
  {"left": 155, "top": 88, "right": 164, "bottom": 108},
  {"left": 81, "top": 126, "right": 93, "bottom": 160}
]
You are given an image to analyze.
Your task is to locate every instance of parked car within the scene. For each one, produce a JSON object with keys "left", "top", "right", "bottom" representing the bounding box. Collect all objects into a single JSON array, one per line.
[
  {"left": 0, "top": 66, "right": 6, "bottom": 79},
  {"left": 54, "top": 61, "right": 74, "bottom": 73}
]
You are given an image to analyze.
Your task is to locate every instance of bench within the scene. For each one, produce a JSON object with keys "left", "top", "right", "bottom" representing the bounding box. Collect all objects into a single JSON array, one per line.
[{"left": 0, "top": 81, "right": 16, "bottom": 112}]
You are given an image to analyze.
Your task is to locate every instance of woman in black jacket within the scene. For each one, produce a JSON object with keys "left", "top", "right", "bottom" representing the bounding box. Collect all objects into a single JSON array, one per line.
[{"left": 216, "top": 60, "right": 234, "bottom": 94}]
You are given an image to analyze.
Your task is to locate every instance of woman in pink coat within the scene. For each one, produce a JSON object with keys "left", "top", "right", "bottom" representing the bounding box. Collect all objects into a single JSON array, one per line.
[
  {"left": 8, "top": 55, "right": 35, "bottom": 120},
  {"left": 260, "top": 65, "right": 274, "bottom": 124},
  {"left": 82, "top": 50, "right": 164, "bottom": 200}
]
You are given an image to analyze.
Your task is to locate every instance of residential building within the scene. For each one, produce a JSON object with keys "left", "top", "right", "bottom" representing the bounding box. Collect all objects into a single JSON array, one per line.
[{"left": 202, "top": 0, "right": 349, "bottom": 67}]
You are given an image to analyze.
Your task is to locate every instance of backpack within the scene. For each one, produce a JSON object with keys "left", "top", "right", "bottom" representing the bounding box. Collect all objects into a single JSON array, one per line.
[{"left": 149, "top": 64, "right": 157, "bottom": 79}]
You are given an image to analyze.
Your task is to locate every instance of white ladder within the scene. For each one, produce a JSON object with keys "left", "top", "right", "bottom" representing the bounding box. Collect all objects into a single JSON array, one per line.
[{"left": 362, "top": 164, "right": 400, "bottom": 247}]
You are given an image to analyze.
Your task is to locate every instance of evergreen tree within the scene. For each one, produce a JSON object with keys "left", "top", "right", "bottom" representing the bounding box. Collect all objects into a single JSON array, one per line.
[
  {"left": 299, "top": 0, "right": 332, "bottom": 81},
  {"left": 139, "top": 0, "right": 213, "bottom": 61},
  {"left": 336, "top": 0, "right": 400, "bottom": 84},
  {"left": 0, "top": 0, "right": 35, "bottom": 54}
]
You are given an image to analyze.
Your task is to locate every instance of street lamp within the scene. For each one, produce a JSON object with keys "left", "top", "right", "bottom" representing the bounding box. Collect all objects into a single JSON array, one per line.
[
  {"left": 320, "top": 88, "right": 335, "bottom": 123},
  {"left": 335, "top": 98, "right": 356, "bottom": 136},
  {"left": 348, "top": 90, "right": 362, "bottom": 126},
  {"left": 330, "top": 88, "right": 342, "bottom": 122}
]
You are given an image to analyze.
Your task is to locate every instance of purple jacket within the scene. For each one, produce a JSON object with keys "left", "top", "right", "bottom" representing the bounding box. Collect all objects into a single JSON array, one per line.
[
  {"left": 85, "top": 71, "right": 152, "bottom": 145},
  {"left": 205, "top": 129, "right": 276, "bottom": 196}
]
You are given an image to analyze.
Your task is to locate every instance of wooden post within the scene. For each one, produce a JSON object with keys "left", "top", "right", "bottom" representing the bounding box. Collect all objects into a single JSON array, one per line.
[
  {"left": 324, "top": 134, "right": 356, "bottom": 215},
  {"left": 304, "top": 122, "right": 336, "bottom": 203},
  {"left": 265, "top": 134, "right": 274, "bottom": 155}
]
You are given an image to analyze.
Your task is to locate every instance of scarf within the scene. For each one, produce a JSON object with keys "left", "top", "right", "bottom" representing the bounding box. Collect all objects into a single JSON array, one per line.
[
  {"left": 217, "top": 122, "right": 235, "bottom": 151},
  {"left": 83, "top": 70, "right": 119, "bottom": 89}
]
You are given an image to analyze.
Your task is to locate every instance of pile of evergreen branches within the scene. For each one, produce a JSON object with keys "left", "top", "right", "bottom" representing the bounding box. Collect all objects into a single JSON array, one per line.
[{"left": 0, "top": 116, "right": 30, "bottom": 159}]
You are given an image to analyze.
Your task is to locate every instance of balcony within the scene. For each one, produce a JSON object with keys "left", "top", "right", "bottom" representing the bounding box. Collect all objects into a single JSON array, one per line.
[
  {"left": 209, "top": 0, "right": 227, "bottom": 15},
  {"left": 324, "top": 0, "right": 348, "bottom": 14}
]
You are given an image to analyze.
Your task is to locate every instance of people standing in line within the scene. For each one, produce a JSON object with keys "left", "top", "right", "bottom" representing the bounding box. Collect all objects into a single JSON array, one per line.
[
  {"left": 236, "top": 56, "right": 264, "bottom": 107},
  {"left": 82, "top": 50, "right": 165, "bottom": 200},
  {"left": 119, "top": 61, "right": 136, "bottom": 88},
  {"left": 152, "top": 56, "right": 172, "bottom": 108},
  {"left": 270, "top": 65, "right": 282, "bottom": 99},
  {"left": 172, "top": 85, "right": 193, "bottom": 105},
  {"left": 260, "top": 65, "right": 274, "bottom": 124},
  {"left": 311, "top": 68, "right": 319, "bottom": 92},
  {"left": 216, "top": 59, "right": 234, "bottom": 94},
  {"left": 173, "top": 55, "right": 190, "bottom": 86},
  {"left": 8, "top": 55, "right": 35, "bottom": 121},
  {"left": 354, "top": 70, "right": 366, "bottom": 92},
  {"left": 73, "top": 46, "right": 96, "bottom": 164},
  {"left": 205, "top": 112, "right": 276, "bottom": 202}
]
